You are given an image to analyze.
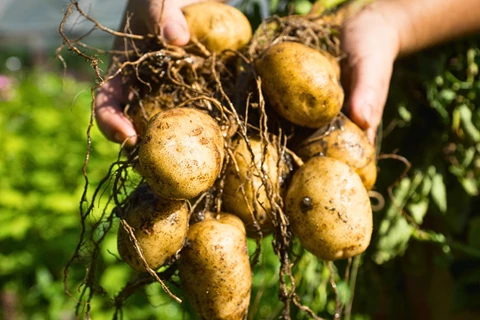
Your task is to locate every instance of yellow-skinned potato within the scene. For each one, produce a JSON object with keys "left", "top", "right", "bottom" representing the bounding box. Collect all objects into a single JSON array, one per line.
[
  {"left": 296, "top": 113, "right": 377, "bottom": 190},
  {"left": 139, "top": 108, "right": 225, "bottom": 200},
  {"left": 320, "top": 49, "right": 341, "bottom": 80},
  {"left": 182, "top": 2, "right": 252, "bottom": 53},
  {"left": 255, "top": 41, "right": 344, "bottom": 128},
  {"left": 222, "top": 136, "right": 285, "bottom": 235},
  {"left": 285, "top": 157, "right": 372, "bottom": 261},
  {"left": 117, "top": 184, "right": 189, "bottom": 272},
  {"left": 178, "top": 212, "right": 252, "bottom": 320},
  {"left": 128, "top": 96, "right": 166, "bottom": 138}
]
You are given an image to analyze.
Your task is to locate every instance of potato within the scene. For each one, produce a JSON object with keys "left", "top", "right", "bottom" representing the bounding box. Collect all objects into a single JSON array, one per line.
[
  {"left": 222, "top": 136, "right": 285, "bottom": 235},
  {"left": 182, "top": 2, "right": 252, "bottom": 53},
  {"left": 320, "top": 49, "right": 341, "bottom": 80},
  {"left": 255, "top": 41, "right": 344, "bottom": 128},
  {"left": 117, "top": 184, "right": 189, "bottom": 272},
  {"left": 128, "top": 96, "right": 166, "bottom": 137},
  {"left": 139, "top": 108, "right": 225, "bottom": 200},
  {"left": 296, "top": 113, "right": 377, "bottom": 190},
  {"left": 178, "top": 212, "right": 251, "bottom": 320},
  {"left": 285, "top": 156, "right": 372, "bottom": 261}
]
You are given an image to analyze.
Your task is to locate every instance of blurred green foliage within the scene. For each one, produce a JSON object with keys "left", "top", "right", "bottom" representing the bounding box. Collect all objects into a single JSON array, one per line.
[{"left": 0, "top": 70, "right": 116, "bottom": 319}]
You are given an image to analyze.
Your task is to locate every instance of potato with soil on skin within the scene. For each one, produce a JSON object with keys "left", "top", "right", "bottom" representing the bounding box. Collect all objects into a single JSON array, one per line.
[
  {"left": 285, "top": 156, "right": 372, "bottom": 261},
  {"left": 128, "top": 95, "right": 167, "bottom": 138},
  {"left": 296, "top": 113, "right": 377, "bottom": 190},
  {"left": 178, "top": 212, "right": 252, "bottom": 320},
  {"left": 182, "top": 2, "right": 252, "bottom": 54},
  {"left": 139, "top": 107, "right": 225, "bottom": 200},
  {"left": 320, "top": 49, "right": 341, "bottom": 80},
  {"left": 255, "top": 41, "right": 344, "bottom": 128},
  {"left": 222, "top": 136, "right": 286, "bottom": 235},
  {"left": 117, "top": 184, "right": 189, "bottom": 272}
]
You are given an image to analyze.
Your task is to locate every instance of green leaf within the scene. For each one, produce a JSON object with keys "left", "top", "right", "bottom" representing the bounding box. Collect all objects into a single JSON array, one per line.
[
  {"left": 462, "top": 146, "right": 476, "bottom": 167},
  {"left": 0, "top": 214, "right": 31, "bottom": 240},
  {"left": 407, "top": 198, "right": 429, "bottom": 224},
  {"left": 460, "top": 176, "right": 479, "bottom": 195},
  {"left": 440, "top": 88, "right": 456, "bottom": 101},
  {"left": 376, "top": 177, "right": 411, "bottom": 236},
  {"left": 374, "top": 218, "right": 414, "bottom": 264},
  {"left": 452, "top": 106, "right": 461, "bottom": 131},
  {"left": 100, "top": 264, "right": 130, "bottom": 294},
  {"left": 317, "top": 0, "right": 351, "bottom": 9},
  {"left": 398, "top": 104, "right": 412, "bottom": 122},
  {"left": 431, "top": 173, "right": 447, "bottom": 213},
  {"left": 374, "top": 171, "right": 430, "bottom": 263},
  {"left": 294, "top": 0, "right": 312, "bottom": 14},
  {"left": 449, "top": 164, "right": 465, "bottom": 177},
  {"left": 418, "top": 175, "right": 432, "bottom": 197},
  {"left": 459, "top": 104, "right": 480, "bottom": 142},
  {"left": 0, "top": 251, "right": 34, "bottom": 276},
  {"left": 412, "top": 229, "right": 447, "bottom": 246}
]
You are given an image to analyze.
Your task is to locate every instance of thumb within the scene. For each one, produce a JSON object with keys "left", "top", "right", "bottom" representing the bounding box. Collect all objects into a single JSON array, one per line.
[
  {"left": 147, "top": 0, "right": 191, "bottom": 45},
  {"left": 340, "top": 8, "right": 400, "bottom": 144},
  {"left": 341, "top": 35, "right": 398, "bottom": 143},
  {"left": 343, "top": 51, "right": 394, "bottom": 143}
]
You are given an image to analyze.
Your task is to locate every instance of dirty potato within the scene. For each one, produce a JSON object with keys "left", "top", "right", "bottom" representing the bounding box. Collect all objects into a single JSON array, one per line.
[
  {"left": 296, "top": 113, "right": 377, "bottom": 190},
  {"left": 222, "top": 136, "right": 285, "bottom": 235},
  {"left": 178, "top": 212, "right": 252, "bottom": 320},
  {"left": 139, "top": 108, "right": 225, "bottom": 200},
  {"left": 183, "top": 2, "right": 252, "bottom": 53},
  {"left": 285, "top": 157, "right": 372, "bottom": 261},
  {"left": 128, "top": 95, "right": 167, "bottom": 138},
  {"left": 255, "top": 41, "right": 343, "bottom": 128},
  {"left": 117, "top": 184, "right": 189, "bottom": 272}
]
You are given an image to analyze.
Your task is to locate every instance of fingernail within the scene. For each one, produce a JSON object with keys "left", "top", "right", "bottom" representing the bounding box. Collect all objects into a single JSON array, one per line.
[
  {"left": 367, "top": 128, "right": 376, "bottom": 145},
  {"left": 162, "top": 21, "right": 184, "bottom": 43},
  {"left": 362, "top": 105, "right": 372, "bottom": 128}
]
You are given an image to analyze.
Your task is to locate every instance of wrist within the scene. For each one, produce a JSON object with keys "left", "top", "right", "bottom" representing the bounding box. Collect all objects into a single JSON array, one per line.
[
  {"left": 364, "top": 1, "right": 404, "bottom": 58},
  {"left": 374, "top": 0, "right": 480, "bottom": 56},
  {"left": 342, "top": 2, "right": 401, "bottom": 65}
]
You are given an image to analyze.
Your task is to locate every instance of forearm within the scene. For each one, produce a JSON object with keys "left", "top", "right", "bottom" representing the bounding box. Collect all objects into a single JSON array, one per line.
[{"left": 372, "top": 0, "right": 480, "bottom": 56}]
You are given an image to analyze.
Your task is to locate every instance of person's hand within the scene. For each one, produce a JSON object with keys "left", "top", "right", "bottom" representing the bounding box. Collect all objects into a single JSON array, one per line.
[
  {"left": 95, "top": 0, "right": 209, "bottom": 147},
  {"left": 340, "top": 3, "right": 400, "bottom": 144},
  {"left": 341, "top": 0, "right": 480, "bottom": 144}
]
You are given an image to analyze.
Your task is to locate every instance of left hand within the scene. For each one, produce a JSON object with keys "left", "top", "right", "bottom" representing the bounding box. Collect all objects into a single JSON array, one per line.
[{"left": 340, "top": 3, "right": 400, "bottom": 144}]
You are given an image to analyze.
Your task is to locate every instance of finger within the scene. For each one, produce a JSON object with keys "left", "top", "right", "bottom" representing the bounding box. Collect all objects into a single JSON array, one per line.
[
  {"left": 95, "top": 76, "right": 138, "bottom": 147},
  {"left": 147, "top": 0, "right": 196, "bottom": 45},
  {"left": 366, "top": 127, "right": 377, "bottom": 145},
  {"left": 343, "top": 52, "right": 393, "bottom": 143},
  {"left": 341, "top": 12, "right": 398, "bottom": 143}
]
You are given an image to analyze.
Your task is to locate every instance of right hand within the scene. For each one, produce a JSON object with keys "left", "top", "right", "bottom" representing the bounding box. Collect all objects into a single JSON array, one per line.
[{"left": 95, "top": 0, "right": 210, "bottom": 147}]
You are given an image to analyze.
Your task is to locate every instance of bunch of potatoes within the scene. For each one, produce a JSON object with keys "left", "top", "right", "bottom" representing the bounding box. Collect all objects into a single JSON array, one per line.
[{"left": 116, "top": 2, "right": 376, "bottom": 319}]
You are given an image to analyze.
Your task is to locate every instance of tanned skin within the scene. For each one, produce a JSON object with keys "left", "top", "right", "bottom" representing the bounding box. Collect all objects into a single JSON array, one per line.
[{"left": 342, "top": 0, "right": 480, "bottom": 142}]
